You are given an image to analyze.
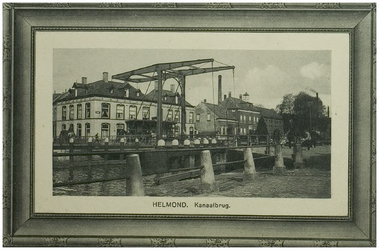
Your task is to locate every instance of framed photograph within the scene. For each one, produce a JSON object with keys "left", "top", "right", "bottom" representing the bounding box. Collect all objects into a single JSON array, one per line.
[{"left": 3, "top": 2, "right": 376, "bottom": 247}]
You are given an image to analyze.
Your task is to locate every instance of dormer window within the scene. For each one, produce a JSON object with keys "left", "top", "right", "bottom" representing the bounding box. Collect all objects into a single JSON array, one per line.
[
  {"left": 125, "top": 89, "right": 129, "bottom": 98},
  {"left": 136, "top": 92, "right": 140, "bottom": 97},
  {"left": 110, "top": 89, "right": 114, "bottom": 94}
]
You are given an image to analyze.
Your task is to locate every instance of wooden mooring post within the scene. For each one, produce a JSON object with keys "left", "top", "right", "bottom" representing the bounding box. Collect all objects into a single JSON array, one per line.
[
  {"left": 273, "top": 144, "right": 286, "bottom": 174},
  {"left": 69, "top": 138, "right": 74, "bottom": 181},
  {"left": 243, "top": 147, "right": 257, "bottom": 181},
  {"left": 120, "top": 138, "right": 125, "bottom": 161},
  {"left": 200, "top": 150, "right": 219, "bottom": 193},
  {"left": 125, "top": 154, "right": 145, "bottom": 196}
]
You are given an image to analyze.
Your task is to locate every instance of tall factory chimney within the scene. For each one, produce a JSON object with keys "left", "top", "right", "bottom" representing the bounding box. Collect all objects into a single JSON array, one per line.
[
  {"left": 218, "top": 75, "right": 222, "bottom": 104},
  {"left": 82, "top": 77, "right": 87, "bottom": 85},
  {"left": 103, "top": 72, "right": 109, "bottom": 83},
  {"left": 316, "top": 92, "right": 319, "bottom": 100},
  {"left": 327, "top": 106, "right": 330, "bottom": 117}
]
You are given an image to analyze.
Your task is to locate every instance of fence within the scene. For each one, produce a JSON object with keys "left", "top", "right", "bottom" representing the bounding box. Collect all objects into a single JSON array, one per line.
[{"left": 52, "top": 135, "right": 297, "bottom": 194}]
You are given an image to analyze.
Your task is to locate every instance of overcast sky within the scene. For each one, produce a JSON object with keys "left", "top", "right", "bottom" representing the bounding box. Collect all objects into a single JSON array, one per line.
[{"left": 53, "top": 49, "right": 331, "bottom": 110}]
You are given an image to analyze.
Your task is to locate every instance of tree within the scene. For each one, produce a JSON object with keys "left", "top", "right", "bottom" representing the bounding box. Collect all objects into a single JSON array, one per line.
[
  {"left": 275, "top": 94, "right": 295, "bottom": 114},
  {"left": 276, "top": 91, "right": 327, "bottom": 136},
  {"left": 293, "top": 92, "right": 326, "bottom": 133},
  {"left": 255, "top": 117, "right": 268, "bottom": 135}
]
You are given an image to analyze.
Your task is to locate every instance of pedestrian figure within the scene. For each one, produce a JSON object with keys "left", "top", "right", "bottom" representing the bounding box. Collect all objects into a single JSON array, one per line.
[
  {"left": 310, "top": 128, "right": 318, "bottom": 148},
  {"left": 95, "top": 133, "right": 100, "bottom": 144},
  {"left": 301, "top": 131, "right": 312, "bottom": 150}
]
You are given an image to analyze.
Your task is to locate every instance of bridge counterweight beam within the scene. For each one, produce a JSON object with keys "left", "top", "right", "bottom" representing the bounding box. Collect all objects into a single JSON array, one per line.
[{"left": 157, "top": 68, "right": 163, "bottom": 140}]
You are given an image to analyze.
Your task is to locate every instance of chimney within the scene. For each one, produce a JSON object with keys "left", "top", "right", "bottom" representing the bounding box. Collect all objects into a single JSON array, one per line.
[
  {"left": 204, "top": 99, "right": 206, "bottom": 103},
  {"left": 228, "top": 91, "right": 231, "bottom": 98},
  {"left": 103, "top": 72, "right": 108, "bottom": 83},
  {"left": 224, "top": 94, "right": 227, "bottom": 100},
  {"left": 170, "top": 84, "right": 176, "bottom": 93},
  {"left": 239, "top": 94, "right": 242, "bottom": 100},
  {"left": 218, "top": 75, "right": 222, "bottom": 104},
  {"left": 316, "top": 92, "right": 319, "bottom": 100},
  {"left": 82, "top": 77, "right": 87, "bottom": 85},
  {"left": 327, "top": 106, "right": 330, "bottom": 117}
]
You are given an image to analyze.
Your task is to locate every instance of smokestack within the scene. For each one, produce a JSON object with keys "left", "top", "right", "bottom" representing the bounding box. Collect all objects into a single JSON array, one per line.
[
  {"left": 82, "top": 77, "right": 87, "bottom": 85},
  {"left": 218, "top": 75, "right": 222, "bottom": 104},
  {"left": 228, "top": 91, "right": 231, "bottom": 98},
  {"left": 239, "top": 94, "right": 242, "bottom": 100},
  {"left": 224, "top": 94, "right": 227, "bottom": 100},
  {"left": 170, "top": 84, "right": 176, "bottom": 93},
  {"left": 204, "top": 99, "right": 206, "bottom": 103},
  {"left": 316, "top": 92, "right": 319, "bottom": 100},
  {"left": 103, "top": 72, "right": 108, "bottom": 83},
  {"left": 327, "top": 106, "right": 330, "bottom": 117}
]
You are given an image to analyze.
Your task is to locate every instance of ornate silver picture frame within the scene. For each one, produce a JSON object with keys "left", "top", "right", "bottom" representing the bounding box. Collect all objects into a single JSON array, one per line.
[{"left": 3, "top": 2, "right": 376, "bottom": 247}]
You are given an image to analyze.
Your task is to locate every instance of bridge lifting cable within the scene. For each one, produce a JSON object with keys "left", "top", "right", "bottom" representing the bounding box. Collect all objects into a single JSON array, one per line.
[
  {"left": 211, "top": 61, "right": 217, "bottom": 134},
  {"left": 135, "top": 71, "right": 156, "bottom": 118},
  {"left": 164, "top": 77, "right": 182, "bottom": 122}
]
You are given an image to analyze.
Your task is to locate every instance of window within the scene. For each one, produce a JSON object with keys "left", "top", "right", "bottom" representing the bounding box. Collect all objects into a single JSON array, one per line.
[
  {"left": 116, "top": 123, "right": 125, "bottom": 135},
  {"left": 142, "top": 107, "right": 150, "bottom": 120},
  {"left": 125, "top": 89, "right": 129, "bottom": 97},
  {"left": 77, "top": 104, "right": 82, "bottom": 119},
  {"left": 244, "top": 115, "right": 247, "bottom": 123},
  {"left": 196, "top": 114, "right": 200, "bottom": 122},
  {"left": 136, "top": 91, "right": 140, "bottom": 97},
  {"left": 53, "top": 107, "right": 57, "bottom": 120},
  {"left": 116, "top": 104, "right": 125, "bottom": 119},
  {"left": 240, "top": 115, "right": 243, "bottom": 122},
  {"left": 189, "top": 112, "right": 194, "bottom": 123},
  {"left": 101, "top": 123, "right": 110, "bottom": 138},
  {"left": 69, "top": 123, "right": 74, "bottom": 132},
  {"left": 69, "top": 105, "right": 74, "bottom": 120},
  {"left": 85, "top": 103, "right": 91, "bottom": 118},
  {"left": 167, "top": 109, "right": 173, "bottom": 121},
  {"left": 249, "top": 116, "right": 251, "bottom": 122},
  {"left": 77, "top": 123, "right": 82, "bottom": 137},
  {"left": 62, "top": 106, "right": 67, "bottom": 120},
  {"left": 222, "top": 127, "right": 226, "bottom": 135},
  {"left": 101, "top": 103, "right": 110, "bottom": 118},
  {"left": 129, "top": 106, "right": 137, "bottom": 120},
  {"left": 85, "top": 123, "right": 90, "bottom": 137},
  {"left": 62, "top": 124, "right": 66, "bottom": 130},
  {"left": 174, "top": 110, "right": 180, "bottom": 122},
  {"left": 207, "top": 113, "right": 211, "bottom": 121}
]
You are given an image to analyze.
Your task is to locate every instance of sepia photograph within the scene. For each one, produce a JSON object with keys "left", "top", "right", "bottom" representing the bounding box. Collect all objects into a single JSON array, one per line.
[
  {"left": 52, "top": 48, "right": 332, "bottom": 199},
  {"left": 4, "top": 3, "right": 375, "bottom": 247}
]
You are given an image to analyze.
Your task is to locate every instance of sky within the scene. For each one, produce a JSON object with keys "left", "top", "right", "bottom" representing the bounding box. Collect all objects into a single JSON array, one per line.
[{"left": 53, "top": 48, "right": 331, "bottom": 110}]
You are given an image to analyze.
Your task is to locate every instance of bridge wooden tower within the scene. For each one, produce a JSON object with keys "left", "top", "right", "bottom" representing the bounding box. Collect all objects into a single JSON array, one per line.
[{"left": 112, "top": 58, "right": 235, "bottom": 139}]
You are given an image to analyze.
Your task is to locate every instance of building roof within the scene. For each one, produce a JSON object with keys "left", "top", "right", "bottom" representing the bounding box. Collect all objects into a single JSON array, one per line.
[
  {"left": 54, "top": 79, "right": 194, "bottom": 108},
  {"left": 220, "top": 97, "right": 282, "bottom": 120},
  {"left": 145, "top": 89, "right": 194, "bottom": 107},
  {"left": 54, "top": 80, "right": 147, "bottom": 103},
  {"left": 201, "top": 102, "right": 236, "bottom": 120},
  {"left": 255, "top": 107, "right": 283, "bottom": 120},
  {"left": 220, "top": 97, "right": 259, "bottom": 111}
]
